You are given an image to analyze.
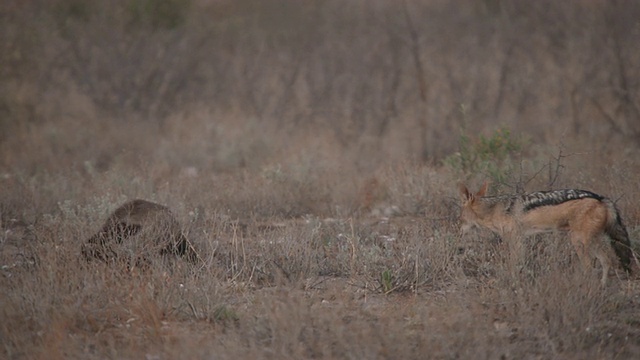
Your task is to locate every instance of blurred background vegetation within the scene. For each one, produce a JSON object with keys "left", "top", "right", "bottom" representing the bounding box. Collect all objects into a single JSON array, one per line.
[{"left": 2, "top": 0, "right": 639, "bottom": 176}]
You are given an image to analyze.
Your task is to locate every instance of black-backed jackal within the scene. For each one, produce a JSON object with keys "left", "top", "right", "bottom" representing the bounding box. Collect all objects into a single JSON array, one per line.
[
  {"left": 81, "top": 199, "right": 199, "bottom": 268},
  {"left": 458, "top": 182, "right": 632, "bottom": 285}
]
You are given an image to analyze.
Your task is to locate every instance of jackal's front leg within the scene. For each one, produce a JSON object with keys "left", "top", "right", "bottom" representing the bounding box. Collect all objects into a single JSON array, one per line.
[{"left": 501, "top": 228, "right": 527, "bottom": 276}]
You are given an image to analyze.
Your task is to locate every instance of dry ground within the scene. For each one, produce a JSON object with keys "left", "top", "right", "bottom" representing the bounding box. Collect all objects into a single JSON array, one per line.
[{"left": 2, "top": 163, "right": 640, "bottom": 359}]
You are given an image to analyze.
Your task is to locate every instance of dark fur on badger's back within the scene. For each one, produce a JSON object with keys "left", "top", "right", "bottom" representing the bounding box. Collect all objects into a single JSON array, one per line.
[{"left": 81, "top": 199, "right": 198, "bottom": 266}]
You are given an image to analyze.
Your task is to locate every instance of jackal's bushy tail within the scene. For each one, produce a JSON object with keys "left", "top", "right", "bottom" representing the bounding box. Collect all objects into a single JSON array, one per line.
[{"left": 603, "top": 199, "right": 632, "bottom": 273}]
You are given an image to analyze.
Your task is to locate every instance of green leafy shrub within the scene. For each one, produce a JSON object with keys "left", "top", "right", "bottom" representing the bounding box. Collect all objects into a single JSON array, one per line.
[
  {"left": 380, "top": 269, "right": 394, "bottom": 294},
  {"left": 444, "top": 127, "right": 523, "bottom": 185}
]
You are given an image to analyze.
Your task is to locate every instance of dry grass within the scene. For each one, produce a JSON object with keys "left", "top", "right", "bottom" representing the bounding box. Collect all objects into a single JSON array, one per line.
[
  {"left": 3, "top": 160, "right": 640, "bottom": 359},
  {"left": 2, "top": 0, "right": 640, "bottom": 359}
]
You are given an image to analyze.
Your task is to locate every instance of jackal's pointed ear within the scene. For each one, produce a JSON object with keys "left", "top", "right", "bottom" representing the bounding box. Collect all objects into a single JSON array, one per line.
[
  {"left": 476, "top": 181, "right": 489, "bottom": 197},
  {"left": 458, "top": 183, "right": 472, "bottom": 201}
]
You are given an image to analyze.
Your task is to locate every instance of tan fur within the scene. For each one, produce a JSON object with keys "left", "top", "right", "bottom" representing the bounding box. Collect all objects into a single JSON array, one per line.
[{"left": 459, "top": 182, "right": 631, "bottom": 286}]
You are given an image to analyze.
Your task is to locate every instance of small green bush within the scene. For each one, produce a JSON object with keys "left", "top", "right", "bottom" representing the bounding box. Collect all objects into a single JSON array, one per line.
[{"left": 444, "top": 127, "right": 522, "bottom": 186}]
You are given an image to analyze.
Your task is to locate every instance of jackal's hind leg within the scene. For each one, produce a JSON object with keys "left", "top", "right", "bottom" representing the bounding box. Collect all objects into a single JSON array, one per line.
[
  {"left": 570, "top": 231, "right": 613, "bottom": 286},
  {"left": 568, "top": 232, "right": 592, "bottom": 271},
  {"left": 591, "top": 237, "right": 616, "bottom": 286},
  {"left": 593, "top": 247, "right": 612, "bottom": 286}
]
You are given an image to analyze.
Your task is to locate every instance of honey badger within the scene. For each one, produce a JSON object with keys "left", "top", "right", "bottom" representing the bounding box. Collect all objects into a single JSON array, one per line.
[{"left": 82, "top": 199, "right": 199, "bottom": 267}]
